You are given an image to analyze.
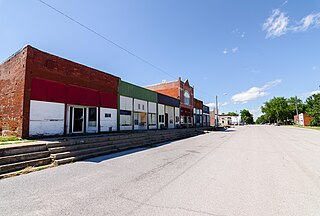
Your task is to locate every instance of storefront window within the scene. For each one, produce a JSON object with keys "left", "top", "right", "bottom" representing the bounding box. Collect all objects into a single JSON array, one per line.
[
  {"left": 184, "top": 91, "right": 190, "bottom": 105},
  {"left": 88, "top": 108, "right": 97, "bottom": 127},
  {"left": 134, "top": 112, "right": 147, "bottom": 126},
  {"left": 120, "top": 110, "right": 132, "bottom": 126},
  {"left": 159, "top": 115, "right": 165, "bottom": 123},
  {"left": 148, "top": 113, "right": 156, "bottom": 125}
]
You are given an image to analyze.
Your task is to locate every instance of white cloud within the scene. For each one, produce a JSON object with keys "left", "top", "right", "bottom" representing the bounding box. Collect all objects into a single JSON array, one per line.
[
  {"left": 306, "top": 90, "right": 320, "bottom": 97},
  {"left": 263, "top": 9, "right": 289, "bottom": 38},
  {"left": 263, "top": 10, "right": 320, "bottom": 38},
  {"left": 250, "top": 108, "right": 263, "bottom": 120},
  {"left": 312, "top": 66, "right": 319, "bottom": 71},
  {"left": 223, "top": 49, "right": 228, "bottom": 54},
  {"left": 232, "top": 79, "right": 282, "bottom": 103},
  {"left": 232, "top": 47, "right": 239, "bottom": 53},
  {"left": 205, "top": 102, "right": 228, "bottom": 111},
  {"left": 291, "top": 13, "right": 320, "bottom": 32}
]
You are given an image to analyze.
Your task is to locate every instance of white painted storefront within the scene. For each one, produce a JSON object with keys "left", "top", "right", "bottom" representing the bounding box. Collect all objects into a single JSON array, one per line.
[
  {"left": 100, "top": 108, "right": 117, "bottom": 132},
  {"left": 148, "top": 102, "right": 157, "bottom": 130},
  {"left": 29, "top": 100, "right": 65, "bottom": 136},
  {"left": 158, "top": 104, "right": 178, "bottom": 129},
  {"left": 134, "top": 99, "right": 147, "bottom": 130},
  {"left": 120, "top": 96, "right": 133, "bottom": 131}
]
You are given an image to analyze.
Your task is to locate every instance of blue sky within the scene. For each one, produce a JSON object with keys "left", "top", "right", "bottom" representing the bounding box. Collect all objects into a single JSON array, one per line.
[{"left": 1, "top": 0, "right": 320, "bottom": 118}]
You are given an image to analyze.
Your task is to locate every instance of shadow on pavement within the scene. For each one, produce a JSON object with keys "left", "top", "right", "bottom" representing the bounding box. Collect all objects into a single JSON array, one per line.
[{"left": 84, "top": 141, "right": 174, "bottom": 163}]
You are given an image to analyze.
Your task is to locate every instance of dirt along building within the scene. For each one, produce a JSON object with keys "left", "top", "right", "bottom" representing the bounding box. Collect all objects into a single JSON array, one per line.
[{"left": 146, "top": 78, "right": 194, "bottom": 128}]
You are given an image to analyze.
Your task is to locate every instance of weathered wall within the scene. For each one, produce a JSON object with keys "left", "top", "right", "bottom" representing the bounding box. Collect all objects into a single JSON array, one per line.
[
  {"left": 24, "top": 46, "right": 120, "bottom": 137},
  {"left": 0, "top": 48, "right": 27, "bottom": 137}
]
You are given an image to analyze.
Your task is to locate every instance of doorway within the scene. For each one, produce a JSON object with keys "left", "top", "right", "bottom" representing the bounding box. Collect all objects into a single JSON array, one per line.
[
  {"left": 72, "top": 107, "right": 84, "bottom": 133},
  {"left": 165, "top": 113, "right": 169, "bottom": 128}
]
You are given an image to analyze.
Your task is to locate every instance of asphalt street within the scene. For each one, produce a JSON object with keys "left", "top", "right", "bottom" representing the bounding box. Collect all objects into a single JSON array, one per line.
[{"left": 1, "top": 126, "right": 320, "bottom": 216}]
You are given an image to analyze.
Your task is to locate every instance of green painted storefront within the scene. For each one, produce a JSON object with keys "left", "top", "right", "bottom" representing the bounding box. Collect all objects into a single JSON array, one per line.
[
  {"left": 118, "top": 80, "right": 158, "bottom": 131},
  {"left": 118, "top": 80, "right": 157, "bottom": 102}
]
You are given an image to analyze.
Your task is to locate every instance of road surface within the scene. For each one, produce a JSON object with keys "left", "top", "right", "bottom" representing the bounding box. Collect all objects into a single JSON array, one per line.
[{"left": 1, "top": 126, "right": 320, "bottom": 216}]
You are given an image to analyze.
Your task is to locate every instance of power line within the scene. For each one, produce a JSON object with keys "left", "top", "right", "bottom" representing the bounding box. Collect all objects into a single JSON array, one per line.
[
  {"left": 37, "top": 0, "right": 213, "bottom": 99},
  {"left": 38, "top": 0, "right": 176, "bottom": 80}
]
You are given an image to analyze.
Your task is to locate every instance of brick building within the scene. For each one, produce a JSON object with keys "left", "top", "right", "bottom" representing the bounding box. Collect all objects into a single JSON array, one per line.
[
  {"left": 202, "top": 105, "right": 210, "bottom": 127},
  {"left": 294, "top": 113, "right": 313, "bottom": 126},
  {"left": 193, "top": 98, "right": 203, "bottom": 127},
  {"left": 0, "top": 45, "right": 119, "bottom": 138},
  {"left": 1, "top": 46, "right": 210, "bottom": 138},
  {"left": 146, "top": 78, "right": 194, "bottom": 127}
]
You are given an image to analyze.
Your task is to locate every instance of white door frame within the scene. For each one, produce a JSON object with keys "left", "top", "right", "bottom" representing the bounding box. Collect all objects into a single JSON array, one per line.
[
  {"left": 86, "top": 107, "right": 98, "bottom": 133},
  {"left": 72, "top": 106, "right": 84, "bottom": 134}
]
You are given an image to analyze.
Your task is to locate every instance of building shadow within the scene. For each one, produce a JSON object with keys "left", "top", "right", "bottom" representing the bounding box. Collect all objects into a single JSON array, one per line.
[{"left": 83, "top": 140, "right": 174, "bottom": 163}]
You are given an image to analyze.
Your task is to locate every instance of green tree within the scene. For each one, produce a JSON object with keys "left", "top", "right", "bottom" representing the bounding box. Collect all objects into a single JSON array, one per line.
[
  {"left": 306, "top": 93, "right": 320, "bottom": 126},
  {"left": 240, "top": 109, "right": 254, "bottom": 124},
  {"left": 261, "top": 97, "right": 290, "bottom": 123},
  {"left": 286, "top": 96, "right": 306, "bottom": 120},
  {"left": 227, "top": 111, "right": 239, "bottom": 116},
  {"left": 255, "top": 114, "right": 269, "bottom": 124}
]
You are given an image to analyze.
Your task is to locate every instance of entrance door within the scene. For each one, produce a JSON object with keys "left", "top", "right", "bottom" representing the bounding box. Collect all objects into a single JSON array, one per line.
[
  {"left": 87, "top": 107, "right": 98, "bottom": 133},
  {"left": 73, "top": 107, "right": 84, "bottom": 133},
  {"left": 165, "top": 113, "right": 169, "bottom": 128}
]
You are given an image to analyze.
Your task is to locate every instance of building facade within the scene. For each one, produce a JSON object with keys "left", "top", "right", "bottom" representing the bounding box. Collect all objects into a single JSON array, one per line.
[
  {"left": 202, "top": 105, "right": 210, "bottom": 127},
  {"left": 0, "top": 45, "right": 119, "bottom": 138},
  {"left": 193, "top": 98, "right": 203, "bottom": 127},
  {"left": 118, "top": 80, "right": 158, "bottom": 131},
  {"left": 294, "top": 113, "right": 313, "bottom": 126},
  {"left": 157, "top": 93, "right": 180, "bottom": 129},
  {"left": 1, "top": 46, "right": 209, "bottom": 138},
  {"left": 146, "top": 78, "right": 194, "bottom": 128}
]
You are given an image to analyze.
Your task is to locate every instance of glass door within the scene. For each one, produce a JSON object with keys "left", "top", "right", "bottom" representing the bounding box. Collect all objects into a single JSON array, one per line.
[{"left": 73, "top": 107, "right": 84, "bottom": 133}]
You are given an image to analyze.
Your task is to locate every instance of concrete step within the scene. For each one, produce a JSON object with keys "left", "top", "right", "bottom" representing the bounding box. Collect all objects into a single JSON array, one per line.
[
  {"left": 0, "top": 157, "right": 52, "bottom": 175},
  {"left": 46, "top": 134, "right": 150, "bottom": 148},
  {"left": 0, "top": 151, "right": 50, "bottom": 166},
  {"left": 50, "top": 145, "right": 117, "bottom": 160},
  {"left": 48, "top": 136, "right": 149, "bottom": 154},
  {"left": 0, "top": 144, "right": 48, "bottom": 157},
  {"left": 54, "top": 148, "right": 118, "bottom": 165}
]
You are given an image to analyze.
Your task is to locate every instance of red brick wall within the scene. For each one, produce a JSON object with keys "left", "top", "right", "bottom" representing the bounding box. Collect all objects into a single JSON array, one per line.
[
  {"left": 23, "top": 46, "right": 120, "bottom": 137},
  {"left": 303, "top": 114, "right": 313, "bottom": 126},
  {"left": 193, "top": 98, "right": 203, "bottom": 109},
  {"left": 146, "top": 81, "right": 180, "bottom": 99},
  {"left": 0, "top": 48, "right": 27, "bottom": 137}
]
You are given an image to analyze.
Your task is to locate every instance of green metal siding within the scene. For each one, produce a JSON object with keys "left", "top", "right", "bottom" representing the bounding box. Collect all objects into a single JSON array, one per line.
[{"left": 118, "top": 80, "right": 157, "bottom": 102}]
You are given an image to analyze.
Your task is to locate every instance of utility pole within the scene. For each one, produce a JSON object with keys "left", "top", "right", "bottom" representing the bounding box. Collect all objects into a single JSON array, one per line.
[
  {"left": 295, "top": 96, "right": 299, "bottom": 125},
  {"left": 215, "top": 95, "right": 219, "bottom": 127}
]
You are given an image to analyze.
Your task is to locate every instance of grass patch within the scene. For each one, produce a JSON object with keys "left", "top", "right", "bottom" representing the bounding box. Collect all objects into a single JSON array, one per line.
[
  {"left": 288, "top": 125, "right": 320, "bottom": 130},
  {"left": 0, "top": 136, "right": 21, "bottom": 142},
  {"left": 304, "top": 126, "right": 320, "bottom": 130},
  {"left": 0, "top": 137, "right": 35, "bottom": 145}
]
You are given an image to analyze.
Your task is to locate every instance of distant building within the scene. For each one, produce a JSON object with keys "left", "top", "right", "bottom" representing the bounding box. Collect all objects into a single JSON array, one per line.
[
  {"left": 218, "top": 114, "right": 232, "bottom": 127},
  {"left": 202, "top": 105, "right": 210, "bottom": 127},
  {"left": 193, "top": 98, "right": 203, "bottom": 127},
  {"left": 294, "top": 113, "right": 313, "bottom": 126},
  {"left": 231, "top": 116, "right": 241, "bottom": 125},
  {"left": 146, "top": 77, "right": 194, "bottom": 128}
]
